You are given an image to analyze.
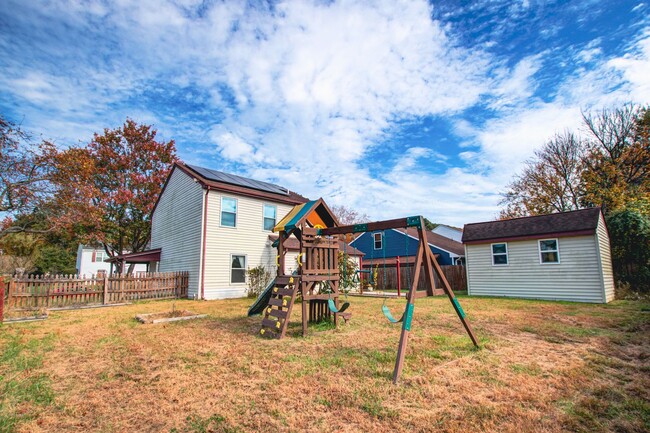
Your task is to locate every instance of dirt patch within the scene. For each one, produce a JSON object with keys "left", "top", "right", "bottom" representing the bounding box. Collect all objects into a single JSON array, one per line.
[{"left": 135, "top": 310, "right": 207, "bottom": 324}]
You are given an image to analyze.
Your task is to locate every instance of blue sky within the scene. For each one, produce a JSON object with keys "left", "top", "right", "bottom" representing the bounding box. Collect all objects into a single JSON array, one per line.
[{"left": 1, "top": 0, "right": 648, "bottom": 226}]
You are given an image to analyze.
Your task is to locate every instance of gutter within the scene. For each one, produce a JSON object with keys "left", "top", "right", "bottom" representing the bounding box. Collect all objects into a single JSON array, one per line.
[{"left": 200, "top": 186, "right": 210, "bottom": 300}]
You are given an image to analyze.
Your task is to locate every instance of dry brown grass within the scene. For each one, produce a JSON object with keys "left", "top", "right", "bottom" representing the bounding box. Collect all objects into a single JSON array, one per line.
[{"left": 1, "top": 295, "right": 649, "bottom": 433}]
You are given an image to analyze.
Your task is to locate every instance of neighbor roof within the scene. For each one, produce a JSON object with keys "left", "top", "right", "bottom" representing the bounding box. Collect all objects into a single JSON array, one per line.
[
  {"left": 399, "top": 228, "right": 465, "bottom": 256},
  {"left": 462, "top": 208, "right": 602, "bottom": 243}
]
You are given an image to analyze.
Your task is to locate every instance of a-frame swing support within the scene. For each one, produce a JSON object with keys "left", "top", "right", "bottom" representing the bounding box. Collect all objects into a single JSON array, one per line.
[{"left": 319, "top": 215, "right": 479, "bottom": 384}]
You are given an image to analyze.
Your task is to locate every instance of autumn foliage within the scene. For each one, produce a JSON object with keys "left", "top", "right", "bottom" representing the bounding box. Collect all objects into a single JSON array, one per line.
[
  {"left": 45, "top": 119, "right": 177, "bottom": 271},
  {"left": 500, "top": 104, "right": 649, "bottom": 219}
]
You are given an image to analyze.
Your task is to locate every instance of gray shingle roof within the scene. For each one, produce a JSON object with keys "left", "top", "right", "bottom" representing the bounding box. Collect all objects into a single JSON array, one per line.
[{"left": 462, "top": 208, "right": 602, "bottom": 243}]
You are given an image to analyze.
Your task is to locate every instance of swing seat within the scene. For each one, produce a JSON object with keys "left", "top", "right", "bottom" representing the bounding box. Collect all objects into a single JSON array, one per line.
[
  {"left": 327, "top": 299, "right": 350, "bottom": 314},
  {"left": 381, "top": 304, "right": 404, "bottom": 324}
]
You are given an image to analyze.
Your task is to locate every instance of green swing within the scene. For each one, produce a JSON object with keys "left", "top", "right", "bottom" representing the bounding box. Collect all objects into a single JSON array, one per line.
[
  {"left": 325, "top": 235, "right": 350, "bottom": 314},
  {"left": 380, "top": 228, "right": 412, "bottom": 324}
]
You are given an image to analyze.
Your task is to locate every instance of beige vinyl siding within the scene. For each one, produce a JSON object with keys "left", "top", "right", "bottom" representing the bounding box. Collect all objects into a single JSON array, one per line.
[
  {"left": 466, "top": 235, "right": 606, "bottom": 303},
  {"left": 150, "top": 169, "right": 204, "bottom": 298},
  {"left": 203, "top": 191, "right": 294, "bottom": 299},
  {"left": 595, "top": 214, "right": 616, "bottom": 302}
]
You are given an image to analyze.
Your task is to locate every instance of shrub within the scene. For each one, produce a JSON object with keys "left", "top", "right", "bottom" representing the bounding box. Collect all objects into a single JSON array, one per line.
[{"left": 246, "top": 265, "right": 273, "bottom": 298}]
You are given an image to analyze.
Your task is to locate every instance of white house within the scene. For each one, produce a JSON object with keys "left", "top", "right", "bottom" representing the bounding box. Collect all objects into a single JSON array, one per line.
[
  {"left": 462, "top": 208, "right": 615, "bottom": 303},
  {"left": 142, "top": 162, "right": 310, "bottom": 300},
  {"left": 75, "top": 245, "right": 147, "bottom": 276},
  {"left": 431, "top": 224, "right": 463, "bottom": 243}
]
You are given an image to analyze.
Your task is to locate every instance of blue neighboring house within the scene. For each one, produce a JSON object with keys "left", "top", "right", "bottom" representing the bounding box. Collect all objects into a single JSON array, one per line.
[{"left": 350, "top": 228, "right": 465, "bottom": 268}]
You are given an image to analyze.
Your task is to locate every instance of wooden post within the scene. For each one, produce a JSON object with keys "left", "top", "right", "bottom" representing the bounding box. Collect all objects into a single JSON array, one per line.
[
  {"left": 393, "top": 242, "right": 424, "bottom": 384},
  {"left": 46, "top": 275, "right": 51, "bottom": 308},
  {"left": 103, "top": 272, "right": 109, "bottom": 305},
  {"left": 0, "top": 278, "right": 5, "bottom": 323},
  {"left": 396, "top": 256, "right": 401, "bottom": 297},
  {"left": 425, "top": 244, "right": 479, "bottom": 347},
  {"left": 359, "top": 256, "right": 364, "bottom": 294}
]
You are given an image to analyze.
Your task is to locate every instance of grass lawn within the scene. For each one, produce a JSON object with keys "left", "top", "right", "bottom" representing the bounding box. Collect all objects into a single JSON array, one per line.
[{"left": 1, "top": 295, "right": 649, "bottom": 433}]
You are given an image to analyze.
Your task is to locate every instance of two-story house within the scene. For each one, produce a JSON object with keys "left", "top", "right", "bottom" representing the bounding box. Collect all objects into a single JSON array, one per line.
[{"left": 145, "top": 162, "right": 309, "bottom": 300}]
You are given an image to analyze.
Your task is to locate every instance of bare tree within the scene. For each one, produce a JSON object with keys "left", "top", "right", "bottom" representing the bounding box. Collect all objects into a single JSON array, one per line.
[
  {"left": 0, "top": 115, "right": 52, "bottom": 237},
  {"left": 499, "top": 131, "right": 586, "bottom": 218},
  {"left": 581, "top": 104, "right": 649, "bottom": 212},
  {"left": 330, "top": 205, "right": 371, "bottom": 225}
]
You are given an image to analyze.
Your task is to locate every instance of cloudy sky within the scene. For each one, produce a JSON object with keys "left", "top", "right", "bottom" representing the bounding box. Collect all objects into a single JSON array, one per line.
[{"left": 1, "top": 0, "right": 649, "bottom": 226}]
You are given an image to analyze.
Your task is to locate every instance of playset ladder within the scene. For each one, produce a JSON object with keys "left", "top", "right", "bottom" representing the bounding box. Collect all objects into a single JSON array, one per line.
[{"left": 259, "top": 275, "right": 299, "bottom": 339}]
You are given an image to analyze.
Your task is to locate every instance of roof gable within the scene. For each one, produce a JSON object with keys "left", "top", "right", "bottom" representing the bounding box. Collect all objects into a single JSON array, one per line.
[
  {"left": 399, "top": 228, "right": 465, "bottom": 256},
  {"left": 462, "top": 208, "right": 602, "bottom": 243},
  {"left": 273, "top": 198, "right": 339, "bottom": 232}
]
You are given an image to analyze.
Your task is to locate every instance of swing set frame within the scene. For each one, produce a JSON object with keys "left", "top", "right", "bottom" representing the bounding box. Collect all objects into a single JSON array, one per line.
[{"left": 319, "top": 215, "right": 479, "bottom": 384}]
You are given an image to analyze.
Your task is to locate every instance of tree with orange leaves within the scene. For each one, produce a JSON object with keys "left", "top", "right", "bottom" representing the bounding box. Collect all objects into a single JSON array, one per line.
[{"left": 46, "top": 119, "right": 178, "bottom": 273}]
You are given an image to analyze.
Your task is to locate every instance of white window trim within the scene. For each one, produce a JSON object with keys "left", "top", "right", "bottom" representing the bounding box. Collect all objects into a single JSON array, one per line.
[
  {"left": 263, "top": 203, "right": 277, "bottom": 232},
  {"left": 220, "top": 196, "right": 238, "bottom": 228},
  {"left": 491, "top": 242, "right": 508, "bottom": 266},
  {"left": 230, "top": 253, "right": 247, "bottom": 284},
  {"left": 538, "top": 238, "right": 560, "bottom": 265},
  {"left": 373, "top": 232, "right": 383, "bottom": 250}
]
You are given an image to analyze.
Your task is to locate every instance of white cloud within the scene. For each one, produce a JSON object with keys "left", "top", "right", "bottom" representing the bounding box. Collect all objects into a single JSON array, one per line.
[
  {"left": 1, "top": 1, "right": 650, "bottom": 227},
  {"left": 608, "top": 33, "right": 650, "bottom": 102}
]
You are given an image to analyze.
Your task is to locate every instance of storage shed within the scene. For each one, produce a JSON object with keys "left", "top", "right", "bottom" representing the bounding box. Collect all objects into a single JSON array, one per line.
[{"left": 462, "top": 208, "right": 615, "bottom": 303}]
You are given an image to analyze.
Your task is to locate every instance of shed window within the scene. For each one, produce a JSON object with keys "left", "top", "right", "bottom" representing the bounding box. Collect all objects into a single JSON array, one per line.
[
  {"left": 539, "top": 239, "right": 560, "bottom": 264},
  {"left": 263, "top": 204, "right": 276, "bottom": 231},
  {"left": 231, "top": 255, "right": 246, "bottom": 283},
  {"left": 373, "top": 232, "right": 383, "bottom": 250},
  {"left": 221, "top": 197, "right": 237, "bottom": 227},
  {"left": 491, "top": 243, "right": 508, "bottom": 265}
]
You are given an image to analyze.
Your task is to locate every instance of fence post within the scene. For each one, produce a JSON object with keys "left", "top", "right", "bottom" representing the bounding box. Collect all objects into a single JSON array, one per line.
[
  {"left": 0, "top": 278, "right": 5, "bottom": 323},
  {"left": 103, "top": 273, "right": 109, "bottom": 305}
]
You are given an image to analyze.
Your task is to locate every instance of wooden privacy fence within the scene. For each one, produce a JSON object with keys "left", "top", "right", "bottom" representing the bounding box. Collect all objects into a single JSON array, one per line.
[
  {"left": 2, "top": 271, "right": 189, "bottom": 313},
  {"left": 368, "top": 265, "right": 467, "bottom": 293}
]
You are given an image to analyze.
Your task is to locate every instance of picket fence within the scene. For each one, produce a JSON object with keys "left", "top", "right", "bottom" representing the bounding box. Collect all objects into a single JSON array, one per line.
[{"left": 1, "top": 272, "right": 188, "bottom": 314}]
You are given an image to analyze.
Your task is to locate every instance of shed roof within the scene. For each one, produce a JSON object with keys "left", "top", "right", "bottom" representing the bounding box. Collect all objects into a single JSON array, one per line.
[{"left": 462, "top": 208, "right": 602, "bottom": 243}]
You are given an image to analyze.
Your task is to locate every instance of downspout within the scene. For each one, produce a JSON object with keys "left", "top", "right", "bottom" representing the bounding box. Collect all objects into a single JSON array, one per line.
[{"left": 200, "top": 186, "right": 210, "bottom": 300}]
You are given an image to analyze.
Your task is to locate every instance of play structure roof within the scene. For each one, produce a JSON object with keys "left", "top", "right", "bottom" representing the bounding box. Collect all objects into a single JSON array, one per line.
[{"left": 273, "top": 198, "right": 338, "bottom": 232}]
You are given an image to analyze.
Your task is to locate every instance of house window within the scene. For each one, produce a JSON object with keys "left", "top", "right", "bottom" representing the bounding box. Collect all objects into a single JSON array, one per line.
[
  {"left": 94, "top": 251, "right": 107, "bottom": 262},
  {"left": 491, "top": 243, "right": 508, "bottom": 265},
  {"left": 221, "top": 197, "right": 237, "bottom": 227},
  {"left": 231, "top": 255, "right": 246, "bottom": 283},
  {"left": 539, "top": 239, "right": 560, "bottom": 264},
  {"left": 263, "top": 204, "right": 276, "bottom": 231},
  {"left": 373, "top": 232, "right": 383, "bottom": 250}
]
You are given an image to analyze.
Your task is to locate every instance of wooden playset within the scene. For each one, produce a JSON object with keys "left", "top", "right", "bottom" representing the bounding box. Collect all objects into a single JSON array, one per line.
[{"left": 253, "top": 198, "right": 478, "bottom": 383}]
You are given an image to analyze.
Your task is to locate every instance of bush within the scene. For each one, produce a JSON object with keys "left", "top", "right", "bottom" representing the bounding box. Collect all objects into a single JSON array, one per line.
[
  {"left": 246, "top": 265, "right": 273, "bottom": 298},
  {"left": 607, "top": 209, "right": 650, "bottom": 293}
]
